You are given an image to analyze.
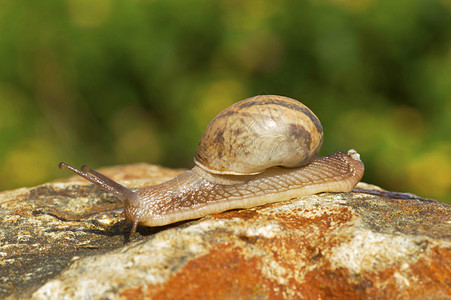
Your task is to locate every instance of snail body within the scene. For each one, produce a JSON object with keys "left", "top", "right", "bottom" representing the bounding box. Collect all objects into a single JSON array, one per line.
[{"left": 59, "top": 95, "right": 364, "bottom": 233}]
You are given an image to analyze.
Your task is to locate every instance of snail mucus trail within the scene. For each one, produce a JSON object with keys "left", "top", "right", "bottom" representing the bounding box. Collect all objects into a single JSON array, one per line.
[{"left": 59, "top": 95, "right": 365, "bottom": 234}]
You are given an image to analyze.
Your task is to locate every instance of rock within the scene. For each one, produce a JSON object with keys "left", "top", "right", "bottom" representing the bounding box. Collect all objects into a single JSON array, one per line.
[{"left": 0, "top": 164, "right": 449, "bottom": 299}]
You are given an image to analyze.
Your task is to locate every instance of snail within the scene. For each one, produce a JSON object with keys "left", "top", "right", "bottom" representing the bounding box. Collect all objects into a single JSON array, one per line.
[{"left": 59, "top": 95, "right": 364, "bottom": 234}]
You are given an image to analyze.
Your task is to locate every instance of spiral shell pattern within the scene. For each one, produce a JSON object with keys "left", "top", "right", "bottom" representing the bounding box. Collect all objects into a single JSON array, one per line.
[{"left": 194, "top": 95, "right": 324, "bottom": 175}]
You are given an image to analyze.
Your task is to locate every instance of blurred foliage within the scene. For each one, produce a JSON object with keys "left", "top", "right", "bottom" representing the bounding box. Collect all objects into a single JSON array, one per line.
[{"left": 0, "top": 0, "right": 450, "bottom": 203}]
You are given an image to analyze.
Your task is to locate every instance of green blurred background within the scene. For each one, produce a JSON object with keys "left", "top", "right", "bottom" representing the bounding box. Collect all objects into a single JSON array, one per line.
[{"left": 0, "top": 0, "right": 450, "bottom": 203}]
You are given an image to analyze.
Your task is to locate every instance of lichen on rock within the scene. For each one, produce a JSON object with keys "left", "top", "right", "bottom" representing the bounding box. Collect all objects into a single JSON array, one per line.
[{"left": 0, "top": 164, "right": 449, "bottom": 299}]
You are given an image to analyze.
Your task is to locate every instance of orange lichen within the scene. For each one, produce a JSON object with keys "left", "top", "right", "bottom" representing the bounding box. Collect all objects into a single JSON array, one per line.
[
  {"left": 127, "top": 244, "right": 270, "bottom": 299},
  {"left": 119, "top": 203, "right": 450, "bottom": 299},
  {"left": 297, "top": 246, "right": 451, "bottom": 299}
]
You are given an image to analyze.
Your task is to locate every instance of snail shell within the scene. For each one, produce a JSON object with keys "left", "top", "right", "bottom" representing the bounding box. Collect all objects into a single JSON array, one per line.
[
  {"left": 195, "top": 95, "right": 324, "bottom": 175},
  {"left": 59, "top": 95, "right": 364, "bottom": 234}
]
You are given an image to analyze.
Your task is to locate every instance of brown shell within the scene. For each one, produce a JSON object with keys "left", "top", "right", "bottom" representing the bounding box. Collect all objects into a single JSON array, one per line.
[{"left": 194, "top": 95, "right": 324, "bottom": 175}]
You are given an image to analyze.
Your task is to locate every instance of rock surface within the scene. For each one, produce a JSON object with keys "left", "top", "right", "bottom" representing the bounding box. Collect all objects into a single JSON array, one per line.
[{"left": 0, "top": 163, "right": 450, "bottom": 299}]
